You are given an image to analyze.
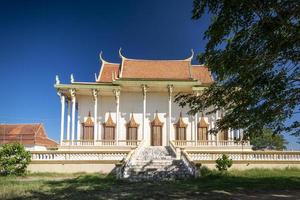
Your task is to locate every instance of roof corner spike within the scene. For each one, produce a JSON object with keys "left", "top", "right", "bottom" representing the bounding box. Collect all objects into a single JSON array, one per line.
[
  {"left": 186, "top": 49, "right": 194, "bottom": 61},
  {"left": 70, "top": 74, "right": 74, "bottom": 83},
  {"left": 99, "top": 51, "right": 106, "bottom": 63},
  {"left": 94, "top": 73, "right": 98, "bottom": 81},
  {"left": 55, "top": 75, "right": 60, "bottom": 85},
  {"left": 119, "top": 47, "right": 125, "bottom": 59}
]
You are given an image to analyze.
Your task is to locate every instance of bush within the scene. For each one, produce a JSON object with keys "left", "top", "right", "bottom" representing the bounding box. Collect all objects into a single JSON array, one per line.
[
  {"left": 0, "top": 143, "right": 31, "bottom": 176},
  {"left": 216, "top": 154, "right": 233, "bottom": 171}
]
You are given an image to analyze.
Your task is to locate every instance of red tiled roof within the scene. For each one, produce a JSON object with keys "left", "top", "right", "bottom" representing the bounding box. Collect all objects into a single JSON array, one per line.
[
  {"left": 191, "top": 65, "right": 214, "bottom": 84},
  {"left": 121, "top": 59, "right": 192, "bottom": 80},
  {"left": 97, "top": 63, "right": 119, "bottom": 83},
  {"left": 0, "top": 124, "right": 57, "bottom": 148}
]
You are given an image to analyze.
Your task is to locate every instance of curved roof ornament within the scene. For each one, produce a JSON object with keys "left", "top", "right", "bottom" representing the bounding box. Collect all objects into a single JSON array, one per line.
[
  {"left": 99, "top": 51, "right": 107, "bottom": 64},
  {"left": 185, "top": 49, "right": 194, "bottom": 61},
  {"left": 118, "top": 47, "right": 127, "bottom": 59}
]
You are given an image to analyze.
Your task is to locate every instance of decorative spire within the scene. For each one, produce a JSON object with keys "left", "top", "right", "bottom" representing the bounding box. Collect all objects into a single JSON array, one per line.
[
  {"left": 70, "top": 74, "right": 74, "bottom": 83},
  {"left": 198, "top": 115, "right": 208, "bottom": 128},
  {"left": 151, "top": 111, "right": 163, "bottom": 126},
  {"left": 83, "top": 111, "right": 94, "bottom": 126},
  {"left": 103, "top": 113, "right": 116, "bottom": 127},
  {"left": 175, "top": 111, "right": 187, "bottom": 128},
  {"left": 127, "top": 113, "right": 139, "bottom": 128},
  {"left": 55, "top": 75, "right": 60, "bottom": 84}
]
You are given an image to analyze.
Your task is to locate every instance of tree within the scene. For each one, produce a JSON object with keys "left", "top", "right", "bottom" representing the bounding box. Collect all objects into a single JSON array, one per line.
[
  {"left": 176, "top": 0, "right": 300, "bottom": 138},
  {"left": 250, "top": 129, "right": 288, "bottom": 150},
  {"left": 216, "top": 154, "right": 233, "bottom": 171},
  {"left": 0, "top": 143, "right": 31, "bottom": 176}
]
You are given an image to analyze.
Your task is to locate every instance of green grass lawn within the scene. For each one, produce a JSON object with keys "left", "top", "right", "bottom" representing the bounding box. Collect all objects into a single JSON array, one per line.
[{"left": 1, "top": 168, "right": 300, "bottom": 200}]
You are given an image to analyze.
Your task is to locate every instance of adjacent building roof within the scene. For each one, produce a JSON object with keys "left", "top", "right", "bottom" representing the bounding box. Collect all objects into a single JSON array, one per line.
[
  {"left": 96, "top": 52, "right": 213, "bottom": 84},
  {"left": 0, "top": 123, "right": 58, "bottom": 148}
]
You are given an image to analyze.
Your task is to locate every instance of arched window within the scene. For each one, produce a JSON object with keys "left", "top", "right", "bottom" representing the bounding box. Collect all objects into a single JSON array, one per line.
[
  {"left": 174, "top": 112, "right": 187, "bottom": 141},
  {"left": 197, "top": 117, "right": 208, "bottom": 141},
  {"left": 151, "top": 112, "right": 163, "bottom": 146},
  {"left": 82, "top": 112, "right": 94, "bottom": 141},
  {"left": 102, "top": 113, "right": 116, "bottom": 141},
  {"left": 126, "top": 114, "right": 139, "bottom": 144}
]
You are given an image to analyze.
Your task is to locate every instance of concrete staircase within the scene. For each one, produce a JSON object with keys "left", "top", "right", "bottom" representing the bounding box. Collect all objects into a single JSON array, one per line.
[{"left": 122, "top": 146, "right": 193, "bottom": 181}]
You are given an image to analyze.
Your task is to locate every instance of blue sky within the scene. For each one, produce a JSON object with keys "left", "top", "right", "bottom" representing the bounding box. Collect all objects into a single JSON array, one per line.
[{"left": 0, "top": 0, "right": 299, "bottom": 150}]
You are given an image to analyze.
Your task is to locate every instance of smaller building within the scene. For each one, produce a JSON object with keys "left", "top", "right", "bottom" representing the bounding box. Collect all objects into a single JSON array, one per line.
[{"left": 0, "top": 123, "right": 57, "bottom": 150}]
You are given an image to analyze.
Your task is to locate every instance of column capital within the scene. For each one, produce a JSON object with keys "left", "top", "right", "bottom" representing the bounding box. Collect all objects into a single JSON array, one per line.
[
  {"left": 141, "top": 84, "right": 148, "bottom": 96},
  {"left": 92, "top": 89, "right": 99, "bottom": 101},
  {"left": 167, "top": 85, "right": 173, "bottom": 100},
  {"left": 70, "top": 88, "right": 76, "bottom": 101},
  {"left": 113, "top": 89, "right": 120, "bottom": 103}
]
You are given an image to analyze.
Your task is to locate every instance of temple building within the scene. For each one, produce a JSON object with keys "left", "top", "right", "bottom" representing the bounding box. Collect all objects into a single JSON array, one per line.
[
  {"left": 0, "top": 123, "right": 57, "bottom": 150},
  {"left": 55, "top": 50, "right": 244, "bottom": 148}
]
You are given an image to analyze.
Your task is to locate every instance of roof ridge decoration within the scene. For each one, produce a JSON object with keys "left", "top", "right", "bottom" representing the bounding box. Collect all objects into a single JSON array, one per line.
[
  {"left": 175, "top": 112, "right": 188, "bottom": 128},
  {"left": 103, "top": 113, "right": 116, "bottom": 127},
  {"left": 119, "top": 48, "right": 195, "bottom": 62},
  {"left": 127, "top": 113, "right": 139, "bottom": 128},
  {"left": 151, "top": 111, "right": 163, "bottom": 126},
  {"left": 186, "top": 49, "right": 194, "bottom": 79},
  {"left": 82, "top": 111, "right": 94, "bottom": 126}
]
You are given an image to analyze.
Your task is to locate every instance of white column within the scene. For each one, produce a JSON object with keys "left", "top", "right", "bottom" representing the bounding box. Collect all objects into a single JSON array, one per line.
[
  {"left": 58, "top": 92, "right": 65, "bottom": 145},
  {"left": 215, "top": 110, "right": 219, "bottom": 143},
  {"left": 70, "top": 89, "right": 76, "bottom": 145},
  {"left": 66, "top": 100, "right": 71, "bottom": 142},
  {"left": 142, "top": 85, "right": 147, "bottom": 143},
  {"left": 167, "top": 85, "right": 173, "bottom": 145},
  {"left": 77, "top": 116, "right": 81, "bottom": 141},
  {"left": 114, "top": 89, "right": 120, "bottom": 145},
  {"left": 92, "top": 89, "right": 98, "bottom": 143},
  {"left": 194, "top": 112, "right": 198, "bottom": 142}
]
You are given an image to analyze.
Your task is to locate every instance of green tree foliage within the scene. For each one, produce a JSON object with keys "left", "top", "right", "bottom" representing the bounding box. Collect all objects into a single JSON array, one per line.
[
  {"left": 176, "top": 0, "right": 300, "bottom": 138},
  {"left": 216, "top": 154, "right": 233, "bottom": 171},
  {"left": 0, "top": 143, "right": 31, "bottom": 176},
  {"left": 251, "top": 129, "right": 288, "bottom": 150}
]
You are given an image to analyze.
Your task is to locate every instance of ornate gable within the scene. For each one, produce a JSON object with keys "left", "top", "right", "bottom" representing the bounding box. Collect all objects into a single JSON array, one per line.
[
  {"left": 127, "top": 113, "right": 139, "bottom": 128},
  {"left": 82, "top": 111, "right": 94, "bottom": 127},
  {"left": 151, "top": 112, "right": 163, "bottom": 126},
  {"left": 174, "top": 112, "right": 187, "bottom": 128},
  {"left": 103, "top": 113, "right": 116, "bottom": 127},
  {"left": 198, "top": 115, "right": 208, "bottom": 128}
]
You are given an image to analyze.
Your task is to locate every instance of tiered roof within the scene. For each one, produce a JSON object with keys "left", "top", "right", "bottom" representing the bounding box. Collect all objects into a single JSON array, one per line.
[
  {"left": 0, "top": 123, "right": 58, "bottom": 148},
  {"left": 96, "top": 51, "right": 213, "bottom": 84}
]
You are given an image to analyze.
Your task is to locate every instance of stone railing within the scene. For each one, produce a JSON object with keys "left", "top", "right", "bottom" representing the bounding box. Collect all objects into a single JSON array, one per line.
[
  {"left": 31, "top": 150, "right": 129, "bottom": 162},
  {"left": 187, "top": 150, "right": 300, "bottom": 162},
  {"left": 61, "top": 140, "right": 141, "bottom": 147},
  {"left": 173, "top": 140, "right": 251, "bottom": 148},
  {"left": 181, "top": 150, "right": 197, "bottom": 177}
]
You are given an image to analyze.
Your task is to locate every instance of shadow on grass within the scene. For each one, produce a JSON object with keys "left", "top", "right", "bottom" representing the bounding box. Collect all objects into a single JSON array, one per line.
[{"left": 10, "top": 173, "right": 300, "bottom": 200}]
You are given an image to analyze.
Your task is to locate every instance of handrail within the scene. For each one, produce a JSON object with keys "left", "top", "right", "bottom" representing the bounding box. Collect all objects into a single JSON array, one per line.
[
  {"left": 172, "top": 140, "right": 251, "bottom": 147},
  {"left": 181, "top": 150, "right": 197, "bottom": 177},
  {"left": 61, "top": 140, "right": 141, "bottom": 147},
  {"left": 187, "top": 150, "right": 300, "bottom": 162}
]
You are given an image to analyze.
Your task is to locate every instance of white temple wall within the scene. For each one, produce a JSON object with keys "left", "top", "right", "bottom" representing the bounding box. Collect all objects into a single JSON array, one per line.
[{"left": 76, "top": 91, "right": 217, "bottom": 145}]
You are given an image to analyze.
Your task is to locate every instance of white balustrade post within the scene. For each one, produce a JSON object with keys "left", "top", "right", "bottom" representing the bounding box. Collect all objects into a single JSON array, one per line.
[
  {"left": 142, "top": 85, "right": 147, "bottom": 144},
  {"left": 58, "top": 92, "right": 65, "bottom": 145},
  {"left": 70, "top": 89, "right": 76, "bottom": 145},
  {"left": 92, "top": 89, "right": 98, "bottom": 144},
  {"left": 167, "top": 85, "right": 173, "bottom": 145},
  {"left": 114, "top": 89, "right": 120, "bottom": 145},
  {"left": 66, "top": 100, "right": 71, "bottom": 143}
]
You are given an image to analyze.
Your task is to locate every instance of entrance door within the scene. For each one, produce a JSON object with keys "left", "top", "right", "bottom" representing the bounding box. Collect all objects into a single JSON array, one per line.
[{"left": 151, "top": 126, "right": 162, "bottom": 146}]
